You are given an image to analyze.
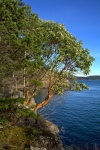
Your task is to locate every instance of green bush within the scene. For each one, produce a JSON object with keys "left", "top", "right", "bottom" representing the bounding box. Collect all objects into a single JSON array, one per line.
[
  {"left": 16, "top": 107, "right": 40, "bottom": 119},
  {"left": 0, "top": 98, "right": 40, "bottom": 127},
  {"left": 0, "top": 98, "right": 25, "bottom": 112}
]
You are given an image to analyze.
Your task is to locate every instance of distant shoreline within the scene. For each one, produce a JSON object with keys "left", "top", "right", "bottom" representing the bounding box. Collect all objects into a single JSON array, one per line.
[{"left": 76, "top": 75, "right": 100, "bottom": 80}]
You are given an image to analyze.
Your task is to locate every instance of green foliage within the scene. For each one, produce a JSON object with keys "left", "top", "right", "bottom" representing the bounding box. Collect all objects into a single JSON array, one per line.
[
  {"left": 0, "top": 98, "right": 23, "bottom": 126},
  {"left": 30, "top": 79, "right": 43, "bottom": 87},
  {"left": 0, "top": 97, "right": 40, "bottom": 128},
  {"left": 0, "top": 118, "right": 9, "bottom": 126},
  {"left": 0, "top": 0, "right": 94, "bottom": 109},
  {"left": 16, "top": 107, "right": 40, "bottom": 119},
  {"left": 0, "top": 98, "right": 25, "bottom": 112},
  {"left": 38, "top": 21, "right": 94, "bottom": 96}
]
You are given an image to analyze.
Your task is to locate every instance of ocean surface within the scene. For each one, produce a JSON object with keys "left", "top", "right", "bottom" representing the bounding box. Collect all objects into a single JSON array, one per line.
[{"left": 35, "top": 80, "right": 100, "bottom": 149}]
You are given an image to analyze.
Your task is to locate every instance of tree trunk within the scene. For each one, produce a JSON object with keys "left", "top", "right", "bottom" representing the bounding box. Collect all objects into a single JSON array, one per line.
[
  {"left": 24, "top": 89, "right": 36, "bottom": 106},
  {"left": 24, "top": 90, "right": 29, "bottom": 105},
  {"left": 23, "top": 67, "right": 26, "bottom": 98},
  {"left": 34, "top": 76, "right": 54, "bottom": 112},
  {"left": 23, "top": 51, "right": 26, "bottom": 98},
  {"left": 34, "top": 94, "right": 54, "bottom": 112},
  {"left": 26, "top": 89, "right": 36, "bottom": 105}
]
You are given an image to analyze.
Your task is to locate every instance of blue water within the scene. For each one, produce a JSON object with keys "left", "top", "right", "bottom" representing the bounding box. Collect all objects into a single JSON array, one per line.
[{"left": 35, "top": 80, "right": 100, "bottom": 148}]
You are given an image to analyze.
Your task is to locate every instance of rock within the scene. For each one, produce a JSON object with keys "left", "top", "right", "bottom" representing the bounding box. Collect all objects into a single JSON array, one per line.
[
  {"left": 57, "top": 144, "right": 66, "bottom": 150},
  {"left": 44, "top": 120, "right": 59, "bottom": 135},
  {"left": 0, "top": 126, "right": 3, "bottom": 129},
  {"left": 41, "top": 148, "right": 47, "bottom": 150},
  {"left": 12, "top": 91, "right": 23, "bottom": 98},
  {"left": 37, "top": 117, "right": 59, "bottom": 135},
  {"left": 28, "top": 97, "right": 36, "bottom": 107},
  {"left": 30, "top": 146, "right": 47, "bottom": 150},
  {"left": 30, "top": 146, "right": 39, "bottom": 150}
]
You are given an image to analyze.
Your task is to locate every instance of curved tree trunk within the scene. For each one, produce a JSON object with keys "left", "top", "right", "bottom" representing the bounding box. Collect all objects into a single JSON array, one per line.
[
  {"left": 34, "top": 76, "right": 54, "bottom": 112},
  {"left": 34, "top": 94, "right": 54, "bottom": 112}
]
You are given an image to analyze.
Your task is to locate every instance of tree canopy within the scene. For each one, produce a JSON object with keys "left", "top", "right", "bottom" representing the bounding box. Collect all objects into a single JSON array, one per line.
[{"left": 0, "top": 0, "right": 94, "bottom": 111}]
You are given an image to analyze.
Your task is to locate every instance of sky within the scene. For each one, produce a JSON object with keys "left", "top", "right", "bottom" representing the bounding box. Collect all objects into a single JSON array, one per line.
[{"left": 22, "top": 0, "right": 100, "bottom": 76}]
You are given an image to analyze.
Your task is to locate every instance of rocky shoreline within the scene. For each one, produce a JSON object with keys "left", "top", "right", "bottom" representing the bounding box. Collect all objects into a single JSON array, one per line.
[
  {"left": 0, "top": 98, "right": 66, "bottom": 150},
  {"left": 0, "top": 116, "right": 66, "bottom": 150}
]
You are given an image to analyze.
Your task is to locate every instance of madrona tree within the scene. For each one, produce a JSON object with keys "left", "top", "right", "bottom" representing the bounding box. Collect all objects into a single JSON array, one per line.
[
  {"left": 32, "top": 21, "right": 94, "bottom": 112},
  {"left": 24, "top": 21, "right": 94, "bottom": 112}
]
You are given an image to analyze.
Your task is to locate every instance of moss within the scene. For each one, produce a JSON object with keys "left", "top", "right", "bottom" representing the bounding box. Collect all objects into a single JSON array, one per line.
[{"left": 0, "top": 126, "right": 40, "bottom": 149}]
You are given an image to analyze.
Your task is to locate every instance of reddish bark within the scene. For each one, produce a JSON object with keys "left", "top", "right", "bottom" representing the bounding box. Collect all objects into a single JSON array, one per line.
[
  {"left": 26, "top": 89, "right": 36, "bottom": 105},
  {"left": 34, "top": 76, "right": 54, "bottom": 112},
  {"left": 34, "top": 94, "right": 54, "bottom": 112}
]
